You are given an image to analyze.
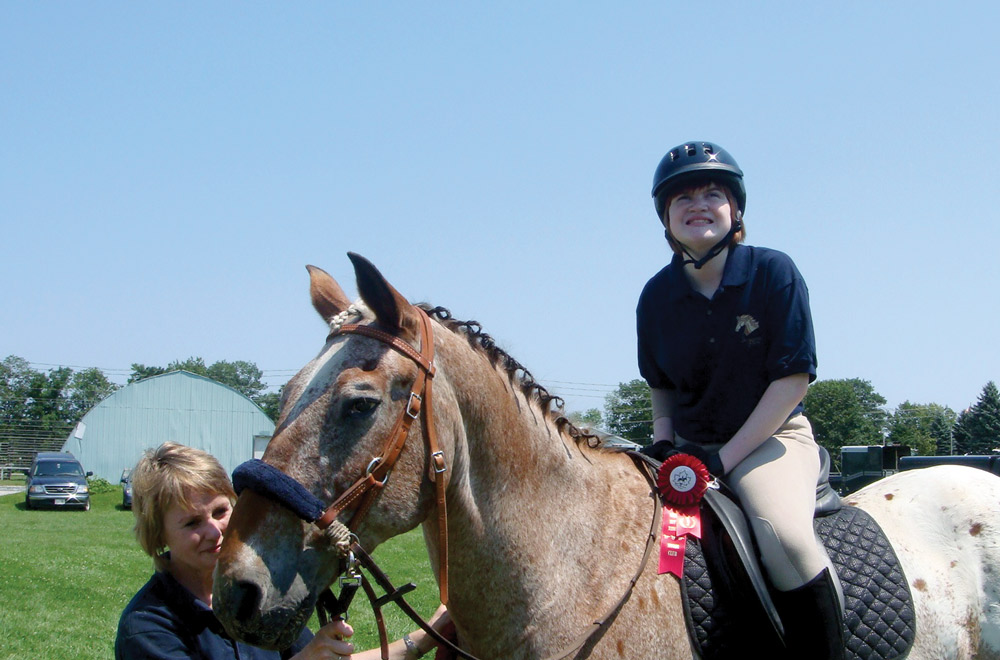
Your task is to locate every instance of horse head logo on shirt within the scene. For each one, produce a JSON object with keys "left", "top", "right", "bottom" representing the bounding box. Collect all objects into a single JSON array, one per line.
[{"left": 735, "top": 314, "right": 760, "bottom": 336}]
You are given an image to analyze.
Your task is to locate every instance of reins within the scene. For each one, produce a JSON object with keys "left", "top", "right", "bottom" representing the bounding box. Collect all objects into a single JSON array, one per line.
[{"left": 232, "top": 306, "right": 665, "bottom": 660}]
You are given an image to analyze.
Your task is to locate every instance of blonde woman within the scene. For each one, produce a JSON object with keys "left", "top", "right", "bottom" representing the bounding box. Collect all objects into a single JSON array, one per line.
[{"left": 116, "top": 442, "right": 448, "bottom": 660}]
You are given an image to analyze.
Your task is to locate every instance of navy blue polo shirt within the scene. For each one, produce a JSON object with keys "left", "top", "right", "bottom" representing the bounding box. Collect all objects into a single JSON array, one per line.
[
  {"left": 636, "top": 244, "right": 816, "bottom": 445},
  {"left": 115, "top": 569, "right": 313, "bottom": 660}
]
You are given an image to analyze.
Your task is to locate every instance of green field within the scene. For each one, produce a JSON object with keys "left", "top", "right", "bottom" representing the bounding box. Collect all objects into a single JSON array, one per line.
[{"left": 0, "top": 489, "right": 439, "bottom": 660}]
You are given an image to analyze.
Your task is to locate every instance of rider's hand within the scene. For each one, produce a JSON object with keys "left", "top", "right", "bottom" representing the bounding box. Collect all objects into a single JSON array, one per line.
[
  {"left": 638, "top": 439, "right": 677, "bottom": 462},
  {"left": 291, "top": 618, "right": 354, "bottom": 659}
]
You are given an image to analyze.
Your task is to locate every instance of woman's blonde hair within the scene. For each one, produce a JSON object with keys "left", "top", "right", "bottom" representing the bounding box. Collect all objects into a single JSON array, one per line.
[
  {"left": 662, "top": 180, "right": 746, "bottom": 256},
  {"left": 130, "top": 442, "right": 236, "bottom": 560}
]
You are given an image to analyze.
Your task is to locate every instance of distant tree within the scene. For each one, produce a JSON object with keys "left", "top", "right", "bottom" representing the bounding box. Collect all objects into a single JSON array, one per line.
[
  {"left": 128, "top": 357, "right": 275, "bottom": 417},
  {"left": 952, "top": 381, "right": 1000, "bottom": 455},
  {"left": 0, "top": 358, "right": 114, "bottom": 448},
  {"left": 888, "top": 401, "right": 956, "bottom": 456},
  {"left": 167, "top": 357, "right": 209, "bottom": 376},
  {"left": 603, "top": 379, "right": 652, "bottom": 444},
  {"left": 26, "top": 366, "right": 73, "bottom": 426},
  {"left": 566, "top": 408, "right": 604, "bottom": 430},
  {"left": 0, "top": 355, "right": 37, "bottom": 423},
  {"left": 255, "top": 390, "right": 282, "bottom": 422},
  {"left": 64, "top": 368, "right": 119, "bottom": 421},
  {"left": 206, "top": 360, "right": 266, "bottom": 400},
  {"left": 128, "top": 363, "right": 168, "bottom": 383},
  {"left": 804, "top": 378, "right": 888, "bottom": 468}
]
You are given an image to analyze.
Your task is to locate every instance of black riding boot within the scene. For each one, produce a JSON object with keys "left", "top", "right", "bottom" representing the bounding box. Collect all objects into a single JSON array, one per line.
[{"left": 774, "top": 568, "right": 846, "bottom": 660}]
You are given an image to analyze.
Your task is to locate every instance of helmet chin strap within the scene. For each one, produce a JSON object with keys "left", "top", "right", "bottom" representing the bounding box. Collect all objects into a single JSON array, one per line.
[{"left": 667, "top": 213, "right": 743, "bottom": 270}]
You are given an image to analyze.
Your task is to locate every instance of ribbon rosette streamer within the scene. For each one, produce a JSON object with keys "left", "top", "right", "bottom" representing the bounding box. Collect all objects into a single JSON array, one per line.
[{"left": 656, "top": 453, "right": 711, "bottom": 577}]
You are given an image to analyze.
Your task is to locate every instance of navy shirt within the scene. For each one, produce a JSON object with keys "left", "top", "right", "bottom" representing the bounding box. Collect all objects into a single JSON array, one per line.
[
  {"left": 637, "top": 244, "right": 817, "bottom": 445},
  {"left": 115, "top": 569, "right": 313, "bottom": 660}
]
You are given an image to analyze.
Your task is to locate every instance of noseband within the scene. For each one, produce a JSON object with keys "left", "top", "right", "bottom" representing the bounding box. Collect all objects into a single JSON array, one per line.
[{"left": 233, "top": 306, "right": 451, "bottom": 604}]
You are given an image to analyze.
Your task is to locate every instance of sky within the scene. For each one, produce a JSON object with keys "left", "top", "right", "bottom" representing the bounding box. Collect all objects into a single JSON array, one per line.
[{"left": 3, "top": 2, "right": 999, "bottom": 419}]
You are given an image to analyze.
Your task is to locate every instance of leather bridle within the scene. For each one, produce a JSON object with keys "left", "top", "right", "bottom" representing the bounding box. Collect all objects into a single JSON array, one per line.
[{"left": 315, "top": 306, "right": 451, "bottom": 605}]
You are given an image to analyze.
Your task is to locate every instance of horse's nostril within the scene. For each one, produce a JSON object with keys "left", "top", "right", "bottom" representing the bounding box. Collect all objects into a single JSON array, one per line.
[{"left": 234, "top": 580, "right": 264, "bottom": 622}]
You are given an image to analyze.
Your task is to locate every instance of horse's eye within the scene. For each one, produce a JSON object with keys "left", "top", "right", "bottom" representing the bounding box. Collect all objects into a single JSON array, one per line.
[{"left": 346, "top": 397, "right": 380, "bottom": 418}]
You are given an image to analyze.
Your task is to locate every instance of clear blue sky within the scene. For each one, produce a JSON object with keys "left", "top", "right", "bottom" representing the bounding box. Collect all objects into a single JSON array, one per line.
[{"left": 3, "top": 3, "right": 998, "bottom": 417}]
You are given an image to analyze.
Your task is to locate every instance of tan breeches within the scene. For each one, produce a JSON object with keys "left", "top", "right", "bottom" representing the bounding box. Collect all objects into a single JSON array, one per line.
[{"left": 678, "top": 414, "right": 833, "bottom": 591}]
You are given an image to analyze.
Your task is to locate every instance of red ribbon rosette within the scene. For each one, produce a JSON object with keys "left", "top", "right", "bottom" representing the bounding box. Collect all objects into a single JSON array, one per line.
[
  {"left": 656, "top": 453, "right": 711, "bottom": 507},
  {"left": 655, "top": 453, "right": 710, "bottom": 577}
]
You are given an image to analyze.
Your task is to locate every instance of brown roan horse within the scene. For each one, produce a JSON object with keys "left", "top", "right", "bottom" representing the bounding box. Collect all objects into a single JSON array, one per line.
[{"left": 214, "top": 253, "right": 1000, "bottom": 660}]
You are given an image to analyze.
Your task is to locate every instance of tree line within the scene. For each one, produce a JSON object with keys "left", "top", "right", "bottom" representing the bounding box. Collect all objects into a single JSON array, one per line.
[
  {"left": 0, "top": 355, "right": 283, "bottom": 449},
  {"left": 574, "top": 377, "right": 1000, "bottom": 468},
  {"left": 5, "top": 353, "right": 999, "bottom": 469}
]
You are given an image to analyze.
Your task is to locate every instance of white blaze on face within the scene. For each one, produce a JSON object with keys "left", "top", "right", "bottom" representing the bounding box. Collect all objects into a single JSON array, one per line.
[{"left": 285, "top": 340, "right": 348, "bottom": 422}]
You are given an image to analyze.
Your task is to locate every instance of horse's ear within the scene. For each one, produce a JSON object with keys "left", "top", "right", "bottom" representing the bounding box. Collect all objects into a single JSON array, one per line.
[
  {"left": 307, "top": 265, "right": 351, "bottom": 323},
  {"left": 347, "top": 252, "right": 420, "bottom": 338}
]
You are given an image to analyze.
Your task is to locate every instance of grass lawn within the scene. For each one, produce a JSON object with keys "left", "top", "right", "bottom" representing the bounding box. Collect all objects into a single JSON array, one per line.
[{"left": 0, "top": 489, "right": 439, "bottom": 660}]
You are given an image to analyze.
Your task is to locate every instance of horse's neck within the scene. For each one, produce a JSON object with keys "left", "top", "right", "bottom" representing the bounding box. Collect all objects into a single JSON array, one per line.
[{"left": 429, "top": 334, "right": 663, "bottom": 655}]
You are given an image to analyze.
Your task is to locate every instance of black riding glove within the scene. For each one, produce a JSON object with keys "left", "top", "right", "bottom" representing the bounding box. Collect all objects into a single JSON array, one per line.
[{"left": 638, "top": 439, "right": 678, "bottom": 462}]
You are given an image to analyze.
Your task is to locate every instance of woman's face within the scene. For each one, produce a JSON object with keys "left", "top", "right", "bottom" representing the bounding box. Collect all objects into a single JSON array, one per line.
[
  {"left": 666, "top": 183, "right": 734, "bottom": 256},
  {"left": 161, "top": 489, "right": 233, "bottom": 577}
]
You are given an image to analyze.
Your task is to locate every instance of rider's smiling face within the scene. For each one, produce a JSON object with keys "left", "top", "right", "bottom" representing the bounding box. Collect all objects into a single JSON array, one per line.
[{"left": 666, "top": 182, "right": 734, "bottom": 257}]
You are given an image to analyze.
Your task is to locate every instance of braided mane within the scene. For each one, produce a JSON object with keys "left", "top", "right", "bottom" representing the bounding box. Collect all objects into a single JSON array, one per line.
[{"left": 419, "top": 304, "right": 598, "bottom": 446}]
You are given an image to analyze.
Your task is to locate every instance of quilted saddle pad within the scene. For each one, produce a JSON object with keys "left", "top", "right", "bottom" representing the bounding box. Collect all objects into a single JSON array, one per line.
[{"left": 682, "top": 504, "right": 916, "bottom": 660}]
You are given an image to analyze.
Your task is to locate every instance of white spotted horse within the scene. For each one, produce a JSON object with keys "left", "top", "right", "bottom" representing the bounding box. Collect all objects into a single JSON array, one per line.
[{"left": 213, "top": 253, "right": 1000, "bottom": 660}]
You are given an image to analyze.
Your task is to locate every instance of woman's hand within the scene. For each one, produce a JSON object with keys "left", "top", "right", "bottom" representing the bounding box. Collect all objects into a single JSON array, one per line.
[{"left": 291, "top": 618, "right": 355, "bottom": 660}]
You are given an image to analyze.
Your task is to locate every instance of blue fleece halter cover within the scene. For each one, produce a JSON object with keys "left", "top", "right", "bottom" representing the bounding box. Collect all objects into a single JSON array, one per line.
[{"left": 232, "top": 458, "right": 326, "bottom": 523}]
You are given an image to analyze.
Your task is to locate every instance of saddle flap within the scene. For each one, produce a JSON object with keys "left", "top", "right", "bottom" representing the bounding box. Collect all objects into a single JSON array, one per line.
[{"left": 702, "top": 488, "right": 785, "bottom": 639}]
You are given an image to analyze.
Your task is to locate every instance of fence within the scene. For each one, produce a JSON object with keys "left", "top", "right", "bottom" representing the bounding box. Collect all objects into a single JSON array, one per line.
[{"left": 0, "top": 435, "right": 68, "bottom": 476}]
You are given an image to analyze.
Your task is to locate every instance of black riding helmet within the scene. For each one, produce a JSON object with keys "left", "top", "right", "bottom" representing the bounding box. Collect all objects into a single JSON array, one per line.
[{"left": 652, "top": 141, "right": 746, "bottom": 269}]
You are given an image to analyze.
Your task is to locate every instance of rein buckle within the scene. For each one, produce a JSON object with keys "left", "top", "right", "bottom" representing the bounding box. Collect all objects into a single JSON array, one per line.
[
  {"left": 430, "top": 450, "right": 447, "bottom": 474},
  {"left": 365, "top": 457, "right": 390, "bottom": 486},
  {"left": 406, "top": 392, "right": 423, "bottom": 419}
]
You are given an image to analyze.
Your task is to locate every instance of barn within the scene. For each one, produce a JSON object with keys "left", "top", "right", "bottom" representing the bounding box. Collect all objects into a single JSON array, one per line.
[{"left": 61, "top": 371, "right": 275, "bottom": 482}]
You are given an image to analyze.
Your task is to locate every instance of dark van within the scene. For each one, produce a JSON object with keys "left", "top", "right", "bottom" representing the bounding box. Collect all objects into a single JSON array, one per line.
[{"left": 24, "top": 452, "right": 92, "bottom": 511}]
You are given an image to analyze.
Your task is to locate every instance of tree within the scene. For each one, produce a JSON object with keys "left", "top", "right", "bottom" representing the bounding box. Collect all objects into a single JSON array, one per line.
[
  {"left": 888, "top": 401, "right": 956, "bottom": 456},
  {"left": 603, "top": 379, "right": 653, "bottom": 444},
  {"left": 206, "top": 360, "right": 266, "bottom": 401},
  {"left": 128, "top": 357, "right": 276, "bottom": 419},
  {"left": 952, "top": 381, "right": 1000, "bottom": 455},
  {"left": 255, "top": 391, "right": 282, "bottom": 422},
  {"left": 0, "top": 355, "right": 37, "bottom": 423},
  {"left": 65, "top": 368, "right": 119, "bottom": 422},
  {"left": 128, "top": 363, "right": 168, "bottom": 383},
  {"left": 803, "top": 378, "right": 888, "bottom": 468},
  {"left": 566, "top": 408, "right": 603, "bottom": 430},
  {"left": 0, "top": 357, "right": 115, "bottom": 457},
  {"left": 25, "top": 366, "right": 73, "bottom": 427},
  {"left": 167, "top": 357, "right": 209, "bottom": 376},
  {"left": 130, "top": 357, "right": 211, "bottom": 383}
]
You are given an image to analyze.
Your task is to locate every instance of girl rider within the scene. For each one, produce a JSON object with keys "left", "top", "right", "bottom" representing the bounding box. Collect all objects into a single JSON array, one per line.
[{"left": 637, "top": 141, "right": 845, "bottom": 659}]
